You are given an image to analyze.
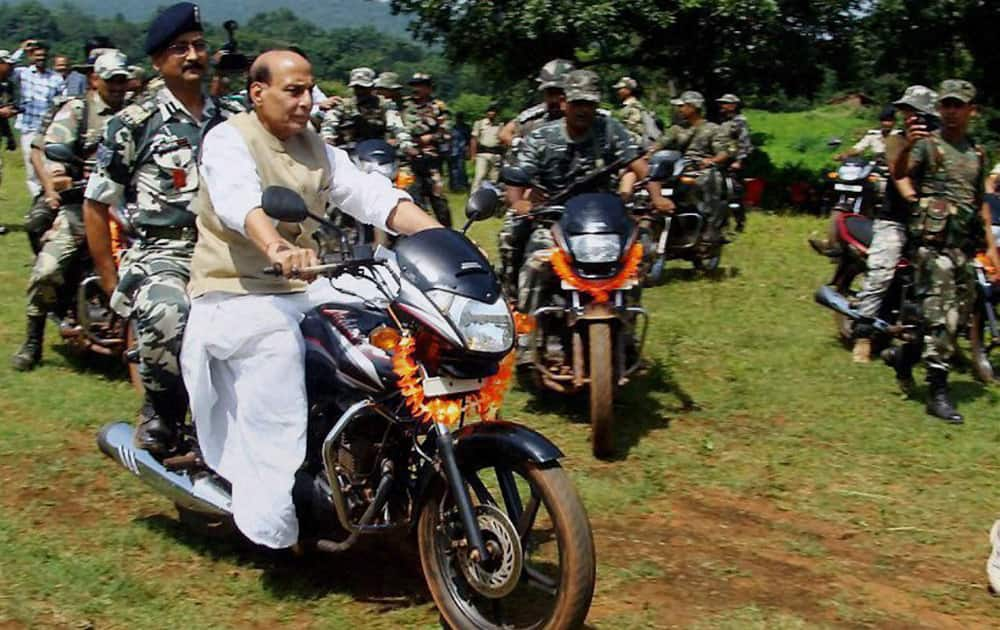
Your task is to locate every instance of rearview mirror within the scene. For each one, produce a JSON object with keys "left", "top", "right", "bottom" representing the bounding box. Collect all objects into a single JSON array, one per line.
[
  {"left": 261, "top": 186, "right": 309, "bottom": 223},
  {"left": 465, "top": 184, "right": 499, "bottom": 221},
  {"left": 44, "top": 143, "right": 79, "bottom": 164}
]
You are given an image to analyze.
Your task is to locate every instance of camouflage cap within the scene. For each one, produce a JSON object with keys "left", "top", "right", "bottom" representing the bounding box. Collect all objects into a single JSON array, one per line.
[
  {"left": 129, "top": 65, "right": 146, "bottom": 81},
  {"left": 374, "top": 71, "right": 401, "bottom": 90},
  {"left": 892, "top": 85, "right": 938, "bottom": 115},
  {"left": 938, "top": 79, "right": 976, "bottom": 104},
  {"left": 348, "top": 67, "right": 376, "bottom": 88},
  {"left": 564, "top": 69, "right": 601, "bottom": 103},
  {"left": 613, "top": 76, "right": 637, "bottom": 90},
  {"left": 537, "top": 58, "right": 575, "bottom": 91},
  {"left": 408, "top": 72, "right": 433, "bottom": 85},
  {"left": 671, "top": 90, "right": 705, "bottom": 109},
  {"left": 716, "top": 93, "right": 741, "bottom": 104},
  {"left": 94, "top": 49, "right": 131, "bottom": 80}
]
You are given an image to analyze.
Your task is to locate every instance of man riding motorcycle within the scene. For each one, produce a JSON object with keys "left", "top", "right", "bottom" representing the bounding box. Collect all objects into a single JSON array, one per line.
[
  {"left": 501, "top": 69, "right": 670, "bottom": 316},
  {"left": 181, "top": 49, "right": 440, "bottom": 550},
  {"left": 649, "top": 90, "right": 733, "bottom": 244},
  {"left": 716, "top": 93, "right": 752, "bottom": 233},
  {"left": 11, "top": 50, "right": 130, "bottom": 371}
]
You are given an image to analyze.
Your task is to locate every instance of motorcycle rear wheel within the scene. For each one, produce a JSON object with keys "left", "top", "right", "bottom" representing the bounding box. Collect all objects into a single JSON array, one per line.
[{"left": 418, "top": 461, "right": 595, "bottom": 630}]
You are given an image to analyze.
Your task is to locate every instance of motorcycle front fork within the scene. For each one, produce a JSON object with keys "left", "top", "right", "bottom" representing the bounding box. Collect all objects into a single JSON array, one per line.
[{"left": 433, "top": 423, "right": 489, "bottom": 563}]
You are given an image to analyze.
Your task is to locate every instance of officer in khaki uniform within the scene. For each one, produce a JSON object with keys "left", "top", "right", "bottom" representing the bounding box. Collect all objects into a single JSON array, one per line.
[
  {"left": 892, "top": 79, "right": 1000, "bottom": 423},
  {"left": 470, "top": 102, "right": 503, "bottom": 190},
  {"left": 320, "top": 67, "right": 410, "bottom": 149},
  {"left": 83, "top": 2, "right": 241, "bottom": 454},
  {"left": 11, "top": 51, "right": 131, "bottom": 371}
]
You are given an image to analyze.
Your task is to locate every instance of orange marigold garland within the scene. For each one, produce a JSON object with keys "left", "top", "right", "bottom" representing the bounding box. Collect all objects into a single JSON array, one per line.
[
  {"left": 391, "top": 333, "right": 515, "bottom": 426},
  {"left": 550, "top": 242, "right": 644, "bottom": 303}
]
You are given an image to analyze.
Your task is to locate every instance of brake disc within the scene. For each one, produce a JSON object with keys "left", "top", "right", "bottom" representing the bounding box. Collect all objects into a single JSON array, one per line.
[{"left": 456, "top": 503, "right": 524, "bottom": 599}]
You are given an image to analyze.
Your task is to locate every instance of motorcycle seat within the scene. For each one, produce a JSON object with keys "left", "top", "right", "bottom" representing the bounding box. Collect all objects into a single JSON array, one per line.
[{"left": 837, "top": 213, "right": 872, "bottom": 253}]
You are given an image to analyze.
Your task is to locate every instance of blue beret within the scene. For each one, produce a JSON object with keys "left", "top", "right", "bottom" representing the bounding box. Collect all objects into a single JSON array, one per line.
[{"left": 145, "top": 2, "right": 203, "bottom": 56}]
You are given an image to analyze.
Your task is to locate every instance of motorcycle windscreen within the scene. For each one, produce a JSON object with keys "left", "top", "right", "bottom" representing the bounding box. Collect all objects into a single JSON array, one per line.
[
  {"left": 558, "top": 193, "right": 633, "bottom": 238},
  {"left": 393, "top": 227, "right": 502, "bottom": 303}
]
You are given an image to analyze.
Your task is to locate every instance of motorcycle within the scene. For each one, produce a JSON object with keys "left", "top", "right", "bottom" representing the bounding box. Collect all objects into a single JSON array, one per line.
[
  {"left": 97, "top": 186, "right": 596, "bottom": 630},
  {"left": 816, "top": 212, "right": 920, "bottom": 351},
  {"left": 633, "top": 150, "right": 726, "bottom": 284},
  {"left": 821, "top": 155, "right": 886, "bottom": 217},
  {"left": 43, "top": 143, "right": 139, "bottom": 385},
  {"left": 969, "top": 194, "right": 1000, "bottom": 383},
  {"left": 504, "top": 160, "right": 649, "bottom": 458}
]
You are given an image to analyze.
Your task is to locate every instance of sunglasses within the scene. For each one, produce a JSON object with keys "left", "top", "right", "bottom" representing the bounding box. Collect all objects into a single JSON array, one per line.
[{"left": 164, "top": 40, "right": 208, "bottom": 57}]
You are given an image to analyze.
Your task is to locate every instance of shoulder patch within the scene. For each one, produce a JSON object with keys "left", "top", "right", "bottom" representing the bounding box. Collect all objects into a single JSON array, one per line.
[{"left": 118, "top": 97, "right": 157, "bottom": 130}]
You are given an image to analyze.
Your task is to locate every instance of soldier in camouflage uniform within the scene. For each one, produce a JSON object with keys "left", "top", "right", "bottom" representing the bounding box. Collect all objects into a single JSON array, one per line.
[
  {"left": 320, "top": 67, "right": 410, "bottom": 150},
  {"left": 401, "top": 72, "right": 451, "bottom": 226},
  {"left": 716, "top": 93, "right": 753, "bottom": 232},
  {"left": 501, "top": 70, "right": 670, "bottom": 313},
  {"left": 83, "top": 2, "right": 241, "bottom": 454},
  {"left": 374, "top": 71, "right": 404, "bottom": 111},
  {"left": 496, "top": 59, "right": 576, "bottom": 296},
  {"left": 499, "top": 58, "right": 575, "bottom": 149},
  {"left": 891, "top": 80, "right": 999, "bottom": 424},
  {"left": 11, "top": 51, "right": 131, "bottom": 371},
  {"left": 613, "top": 76, "right": 656, "bottom": 148},
  {"left": 651, "top": 90, "right": 734, "bottom": 243}
]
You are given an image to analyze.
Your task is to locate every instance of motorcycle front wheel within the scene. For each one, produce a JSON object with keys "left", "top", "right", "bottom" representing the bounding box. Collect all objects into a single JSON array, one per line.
[{"left": 418, "top": 461, "right": 596, "bottom": 630}]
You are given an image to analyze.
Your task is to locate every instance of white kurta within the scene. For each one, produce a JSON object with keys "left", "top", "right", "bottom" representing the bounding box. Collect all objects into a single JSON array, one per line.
[{"left": 181, "top": 121, "right": 407, "bottom": 548}]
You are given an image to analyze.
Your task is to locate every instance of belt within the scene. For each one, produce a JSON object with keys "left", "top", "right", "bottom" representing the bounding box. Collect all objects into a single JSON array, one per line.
[
  {"left": 140, "top": 225, "right": 198, "bottom": 242},
  {"left": 478, "top": 146, "right": 503, "bottom": 155}
]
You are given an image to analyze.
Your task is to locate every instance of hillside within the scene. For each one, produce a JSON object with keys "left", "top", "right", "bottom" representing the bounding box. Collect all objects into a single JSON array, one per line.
[{"left": 36, "top": 0, "right": 411, "bottom": 35}]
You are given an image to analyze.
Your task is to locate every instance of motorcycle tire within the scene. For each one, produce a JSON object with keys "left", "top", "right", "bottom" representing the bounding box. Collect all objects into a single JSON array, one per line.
[
  {"left": 693, "top": 246, "right": 722, "bottom": 273},
  {"left": 969, "top": 303, "right": 997, "bottom": 383},
  {"left": 588, "top": 322, "right": 615, "bottom": 459},
  {"left": 418, "top": 461, "right": 595, "bottom": 630},
  {"left": 834, "top": 270, "right": 858, "bottom": 347},
  {"left": 647, "top": 258, "right": 665, "bottom": 286}
]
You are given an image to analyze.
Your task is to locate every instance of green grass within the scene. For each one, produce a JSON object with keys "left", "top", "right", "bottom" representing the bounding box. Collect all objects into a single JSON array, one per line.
[
  {"left": 745, "top": 105, "right": 875, "bottom": 173},
  {"left": 2, "top": 154, "right": 999, "bottom": 627}
]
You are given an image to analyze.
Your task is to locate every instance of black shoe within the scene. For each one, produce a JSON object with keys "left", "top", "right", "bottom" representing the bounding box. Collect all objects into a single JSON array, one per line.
[
  {"left": 10, "top": 316, "right": 45, "bottom": 371},
  {"left": 925, "top": 369, "right": 963, "bottom": 424},
  {"left": 133, "top": 388, "right": 186, "bottom": 454}
]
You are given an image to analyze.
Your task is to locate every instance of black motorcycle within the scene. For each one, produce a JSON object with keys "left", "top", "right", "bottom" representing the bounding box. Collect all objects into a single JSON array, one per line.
[
  {"left": 821, "top": 155, "right": 886, "bottom": 217},
  {"left": 43, "top": 143, "right": 139, "bottom": 381},
  {"left": 633, "top": 150, "right": 726, "bottom": 284},
  {"left": 98, "top": 186, "right": 596, "bottom": 630}
]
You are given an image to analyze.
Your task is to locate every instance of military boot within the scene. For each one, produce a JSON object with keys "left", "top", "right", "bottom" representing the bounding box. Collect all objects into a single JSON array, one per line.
[
  {"left": 134, "top": 387, "right": 187, "bottom": 455},
  {"left": 881, "top": 346, "right": 916, "bottom": 396},
  {"left": 10, "top": 315, "right": 45, "bottom": 371},
  {"left": 925, "top": 368, "right": 963, "bottom": 424}
]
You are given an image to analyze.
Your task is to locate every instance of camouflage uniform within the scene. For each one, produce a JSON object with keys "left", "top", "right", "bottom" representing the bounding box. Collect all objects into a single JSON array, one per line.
[
  {"left": 25, "top": 91, "right": 119, "bottom": 320},
  {"left": 616, "top": 95, "right": 650, "bottom": 146},
  {"left": 720, "top": 113, "right": 753, "bottom": 162},
  {"left": 401, "top": 92, "right": 451, "bottom": 226},
  {"left": 504, "top": 112, "right": 639, "bottom": 312},
  {"left": 906, "top": 132, "right": 986, "bottom": 372},
  {"left": 84, "top": 86, "right": 238, "bottom": 394},
  {"left": 653, "top": 119, "right": 734, "bottom": 231},
  {"left": 320, "top": 94, "right": 409, "bottom": 149}
]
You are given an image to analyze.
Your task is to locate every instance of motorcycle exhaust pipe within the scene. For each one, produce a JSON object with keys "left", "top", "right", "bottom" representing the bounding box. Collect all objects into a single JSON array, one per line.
[
  {"left": 814, "top": 285, "right": 895, "bottom": 335},
  {"left": 97, "top": 422, "right": 232, "bottom": 518}
]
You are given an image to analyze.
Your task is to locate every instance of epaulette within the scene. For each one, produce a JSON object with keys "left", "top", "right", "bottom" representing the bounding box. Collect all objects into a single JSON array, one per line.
[
  {"left": 118, "top": 95, "right": 158, "bottom": 130},
  {"left": 516, "top": 103, "right": 547, "bottom": 124}
]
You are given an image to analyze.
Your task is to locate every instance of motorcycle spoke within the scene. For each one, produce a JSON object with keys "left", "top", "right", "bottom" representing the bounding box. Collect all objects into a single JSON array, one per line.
[
  {"left": 517, "top": 494, "right": 540, "bottom": 541},
  {"left": 467, "top": 471, "right": 498, "bottom": 506},
  {"left": 495, "top": 467, "right": 523, "bottom": 524},
  {"left": 523, "top": 564, "right": 558, "bottom": 596}
]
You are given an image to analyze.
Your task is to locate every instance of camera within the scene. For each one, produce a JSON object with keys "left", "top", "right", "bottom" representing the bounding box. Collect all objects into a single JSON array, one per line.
[{"left": 915, "top": 112, "right": 939, "bottom": 133}]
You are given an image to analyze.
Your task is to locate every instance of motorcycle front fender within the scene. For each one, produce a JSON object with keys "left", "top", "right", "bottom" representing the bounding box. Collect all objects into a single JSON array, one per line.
[{"left": 411, "top": 421, "right": 564, "bottom": 524}]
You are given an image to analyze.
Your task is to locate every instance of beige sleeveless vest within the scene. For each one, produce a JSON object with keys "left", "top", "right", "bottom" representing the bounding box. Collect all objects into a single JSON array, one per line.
[{"left": 188, "top": 112, "right": 331, "bottom": 298}]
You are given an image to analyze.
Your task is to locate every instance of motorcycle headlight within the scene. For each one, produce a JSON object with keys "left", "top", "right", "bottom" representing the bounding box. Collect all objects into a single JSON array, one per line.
[
  {"left": 568, "top": 234, "right": 622, "bottom": 263},
  {"left": 427, "top": 290, "right": 513, "bottom": 354}
]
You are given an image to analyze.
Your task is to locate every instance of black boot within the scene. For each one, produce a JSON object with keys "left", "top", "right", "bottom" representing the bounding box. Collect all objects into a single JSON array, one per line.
[
  {"left": 925, "top": 368, "right": 963, "bottom": 424},
  {"left": 133, "top": 387, "right": 186, "bottom": 454},
  {"left": 881, "top": 346, "right": 916, "bottom": 396},
  {"left": 10, "top": 315, "right": 45, "bottom": 371}
]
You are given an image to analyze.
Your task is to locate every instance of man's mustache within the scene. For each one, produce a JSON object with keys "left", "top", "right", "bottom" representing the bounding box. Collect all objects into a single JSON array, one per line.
[{"left": 182, "top": 62, "right": 205, "bottom": 72}]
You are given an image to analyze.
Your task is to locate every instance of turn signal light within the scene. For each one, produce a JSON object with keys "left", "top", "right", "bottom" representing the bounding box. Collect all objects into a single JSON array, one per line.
[
  {"left": 370, "top": 325, "right": 401, "bottom": 351},
  {"left": 867, "top": 174, "right": 881, "bottom": 183},
  {"left": 396, "top": 170, "right": 415, "bottom": 189},
  {"left": 680, "top": 176, "right": 697, "bottom": 185},
  {"left": 827, "top": 171, "right": 839, "bottom": 179}
]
